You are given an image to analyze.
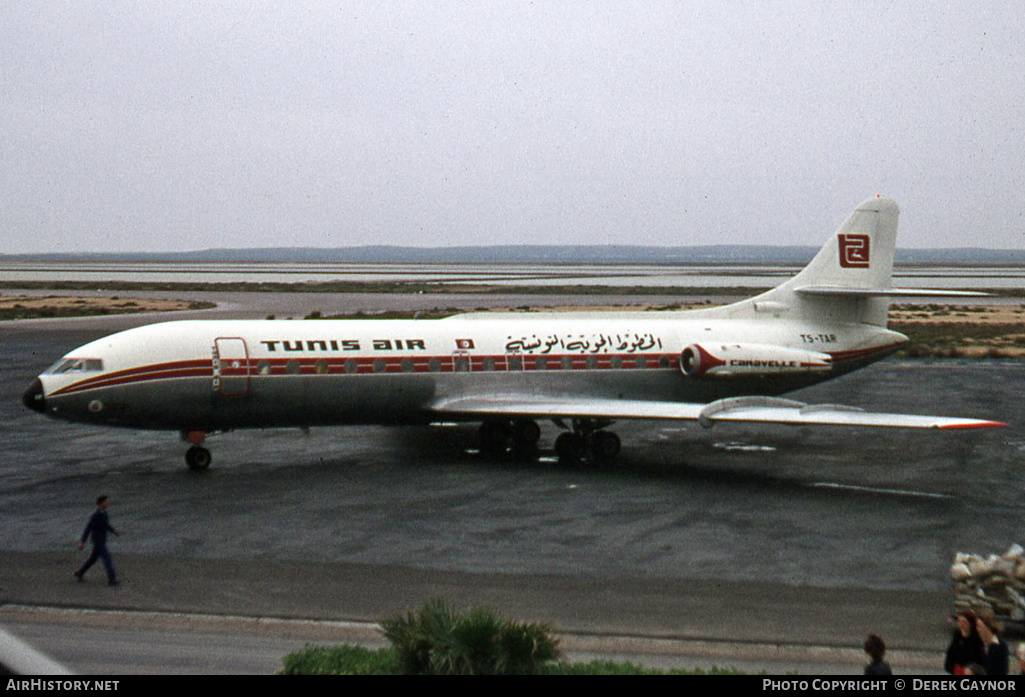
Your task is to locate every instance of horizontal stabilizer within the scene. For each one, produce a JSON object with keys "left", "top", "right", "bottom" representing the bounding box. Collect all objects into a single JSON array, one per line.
[
  {"left": 430, "top": 395, "right": 1005, "bottom": 430},
  {"left": 795, "top": 285, "right": 990, "bottom": 298}
]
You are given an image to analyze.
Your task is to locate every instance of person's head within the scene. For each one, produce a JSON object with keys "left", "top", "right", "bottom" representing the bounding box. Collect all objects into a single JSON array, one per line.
[
  {"left": 96, "top": 495, "right": 109, "bottom": 510},
  {"left": 1016, "top": 643, "right": 1025, "bottom": 672},
  {"left": 864, "top": 634, "right": 887, "bottom": 663},
  {"left": 957, "top": 611, "right": 978, "bottom": 637}
]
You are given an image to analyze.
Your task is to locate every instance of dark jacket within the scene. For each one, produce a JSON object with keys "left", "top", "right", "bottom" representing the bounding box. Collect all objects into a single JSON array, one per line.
[
  {"left": 864, "top": 659, "right": 892, "bottom": 676},
  {"left": 945, "top": 631, "right": 986, "bottom": 674},
  {"left": 983, "top": 639, "right": 1009, "bottom": 676},
  {"left": 81, "top": 509, "right": 114, "bottom": 548}
]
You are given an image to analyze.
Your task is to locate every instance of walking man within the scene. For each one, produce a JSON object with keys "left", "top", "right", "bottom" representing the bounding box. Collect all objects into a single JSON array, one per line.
[{"left": 74, "top": 495, "right": 121, "bottom": 586}]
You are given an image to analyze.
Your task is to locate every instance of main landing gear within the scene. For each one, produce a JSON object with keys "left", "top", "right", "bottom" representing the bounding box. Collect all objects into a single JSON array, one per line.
[
  {"left": 182, "top": 430, "right": 212, "bottom": 472},
  {"left": 477, "top": 418, "right": 622, "bottom": 465},
  {"left": 478, "top": 418, "right": 542, "bottom": 458},
  {"left": 553, "top": 420, "right": 621, "bottom": 466}
]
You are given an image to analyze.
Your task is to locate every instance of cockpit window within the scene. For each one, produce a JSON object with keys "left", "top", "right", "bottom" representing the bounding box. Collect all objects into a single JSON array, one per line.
[{"left": 46, "top": 358, "right": 104, "bottom": 374}]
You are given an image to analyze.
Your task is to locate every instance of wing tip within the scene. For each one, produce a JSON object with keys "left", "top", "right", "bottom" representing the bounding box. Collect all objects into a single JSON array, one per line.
[{"left": 938, "top": 421, "right": 1007, "bottom": 430}]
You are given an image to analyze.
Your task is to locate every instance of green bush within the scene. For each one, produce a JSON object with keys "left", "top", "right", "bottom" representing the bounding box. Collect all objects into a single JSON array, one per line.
[
  {"left": 380, "top": 597, "right": 560, "bottom": 675},
  {"left": 280, "top": 598, "right": 753, "bottom": 675},
  {"left": 281, "top": 644, "right": 399, "bottom": 675}
]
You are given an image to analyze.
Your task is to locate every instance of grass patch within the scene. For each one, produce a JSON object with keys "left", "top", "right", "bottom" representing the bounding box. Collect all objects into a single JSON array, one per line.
[
  {"left": 891, "top": 321, "right": 1025, "bottom": 358},
  {"left": 281, "top": 644, "right": 400, "bottom": 675},
  {"left": 0, "top": 298, "right": 214, "bottom": 321}
]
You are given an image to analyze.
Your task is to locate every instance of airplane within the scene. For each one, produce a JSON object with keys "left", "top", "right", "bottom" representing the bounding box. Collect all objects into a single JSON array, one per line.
[{"left": 22, "top": 196, "right": 1004, "bottom": 471}]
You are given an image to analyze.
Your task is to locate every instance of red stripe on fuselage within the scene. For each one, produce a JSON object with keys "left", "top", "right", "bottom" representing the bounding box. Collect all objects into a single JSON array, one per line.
[
  {"left": 48, "top": 353, "right": 678, "bottom": 395},
  {"left": 826, "top": 343, "right": 905, "bottom": 363},
  {"left": 50, "top": 360, "right": 213, "bottom": 396}
]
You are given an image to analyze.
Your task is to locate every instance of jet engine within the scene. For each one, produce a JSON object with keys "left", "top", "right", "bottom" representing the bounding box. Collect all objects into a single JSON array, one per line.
[{"left": 679, "top": 343, "right": 832, "bottom": 378}]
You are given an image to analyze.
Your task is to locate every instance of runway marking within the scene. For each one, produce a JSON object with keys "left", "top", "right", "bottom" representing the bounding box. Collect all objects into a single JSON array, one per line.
[{"left": 809, "top": 482, "right": 952, "bottom": 499}]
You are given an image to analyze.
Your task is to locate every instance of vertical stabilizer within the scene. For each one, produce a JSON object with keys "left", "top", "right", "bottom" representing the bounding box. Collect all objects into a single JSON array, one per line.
[{"left": 721, "top": 197, "right": 900, "bottom": 327}]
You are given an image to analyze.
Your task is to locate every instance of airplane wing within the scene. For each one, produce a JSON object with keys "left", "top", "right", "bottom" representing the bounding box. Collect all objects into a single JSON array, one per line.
[{"left": 429, "top": 395, "right": 1005, "bottom": 430}]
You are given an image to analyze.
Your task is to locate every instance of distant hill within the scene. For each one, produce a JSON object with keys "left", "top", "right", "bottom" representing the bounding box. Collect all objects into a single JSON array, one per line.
[{"left": 4, "top": 245, "right": 1025, "bottom": 265}]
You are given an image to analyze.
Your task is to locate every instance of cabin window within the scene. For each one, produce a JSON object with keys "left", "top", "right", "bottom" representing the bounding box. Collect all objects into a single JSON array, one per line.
[
  {"left": 257, "top": 360, "right": 271, "bottom": 375},
  {"left": 454, "top": 356, "right": 470, "bottom": 372},
  {"left": 507, "top": 355, "right": 522, "bottom": 370},
  {"left": 428, "top": 358, "right": 441, "bottom": 372},
  {"left": 373, "top": 358, "right": 386, "bottom": 373},
  {"left": 659, "top": 355, "right": 671, "bottom": 369},
  {"left": 345, "top": 359, "right": 358, "bottom": 374},
  {"left": 561, "top": 356, "right": 572, "bottom": 370},
  {"left": 286, "top": 360, "right": 301, "bottom": 375},
  {"left": 315, "top": 359, "right": 329, "bottom": 375},
  {"left": 482, "top": 357, "right": 495, "bottom": 372},
  {"left": 635, "top": 356, "right": 647, "bottom": 369},
  {"left": 586, "top": 356, "right": 598, "bottom": 370},
  {"left": 401, "top": 357, "right": 414, "bottom": 373},
  {"left": 611, "top": 356, "right": 623, "bottom": 370}
]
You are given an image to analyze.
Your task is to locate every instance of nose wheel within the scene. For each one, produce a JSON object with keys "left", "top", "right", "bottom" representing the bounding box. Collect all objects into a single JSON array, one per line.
[{"left": 185, "top": 446, "right": 212, "bottom": 471}]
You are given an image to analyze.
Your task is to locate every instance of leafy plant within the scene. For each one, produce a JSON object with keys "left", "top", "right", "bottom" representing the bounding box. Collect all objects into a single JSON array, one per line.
[{"left": 379, "top": 597, "right": 560, "bottom": 675}]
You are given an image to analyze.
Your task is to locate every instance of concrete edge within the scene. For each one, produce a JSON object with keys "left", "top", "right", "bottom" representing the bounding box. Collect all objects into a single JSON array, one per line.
[{"left": 0, "top": 604, "right": 945, "bottom": 670}]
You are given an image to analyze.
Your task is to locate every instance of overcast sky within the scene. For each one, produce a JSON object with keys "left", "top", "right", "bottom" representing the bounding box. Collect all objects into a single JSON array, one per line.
[{"left": 2, "top": 1, "right": 1023, "bottom": 254}]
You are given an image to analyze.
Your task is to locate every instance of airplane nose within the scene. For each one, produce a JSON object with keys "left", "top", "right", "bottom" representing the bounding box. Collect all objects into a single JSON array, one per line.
[{"left": 22, "top": 378, "right": 45, "bottom": 413}]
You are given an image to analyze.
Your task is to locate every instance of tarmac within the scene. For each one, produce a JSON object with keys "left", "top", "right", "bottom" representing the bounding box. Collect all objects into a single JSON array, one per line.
[
  {"left": 4, "top": 293, "right": 1018, "bottom": 674},
  {"left": 0, "top": 551, "right": 953, "bottom": 673}
]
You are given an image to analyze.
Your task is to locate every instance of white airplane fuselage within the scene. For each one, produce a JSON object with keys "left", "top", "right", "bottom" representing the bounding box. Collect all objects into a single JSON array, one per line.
[{"left": 27, "top": 314, "right": 906, "bottom": 432}]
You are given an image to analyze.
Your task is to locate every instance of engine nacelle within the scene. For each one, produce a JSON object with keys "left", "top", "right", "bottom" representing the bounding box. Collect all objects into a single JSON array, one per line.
[{"left": 679, "top": 343, "right": 832, "bottom": 378}]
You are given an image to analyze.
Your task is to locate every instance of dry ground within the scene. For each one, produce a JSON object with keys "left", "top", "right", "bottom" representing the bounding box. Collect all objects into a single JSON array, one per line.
[{"left": 0, "top": 294, "right": 212, "bottom": 319}]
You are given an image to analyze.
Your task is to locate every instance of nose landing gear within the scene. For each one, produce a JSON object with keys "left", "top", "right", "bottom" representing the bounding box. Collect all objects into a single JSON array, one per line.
[
  {"left": 182, "top": 430, "right": 212, "bottom": 471},
  {"left": 185, "top": 446, "right": 212, "bottom": 471}
]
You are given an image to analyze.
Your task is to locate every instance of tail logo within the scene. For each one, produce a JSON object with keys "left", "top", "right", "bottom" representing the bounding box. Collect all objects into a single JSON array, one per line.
[{"left": 838, "top": 233, "right": 871, "bottom": 268}]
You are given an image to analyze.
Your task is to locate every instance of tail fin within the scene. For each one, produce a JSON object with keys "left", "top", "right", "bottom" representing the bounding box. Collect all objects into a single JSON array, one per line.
[{"left": 722, "top": 196, "right": 900, "bottom": 327}]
